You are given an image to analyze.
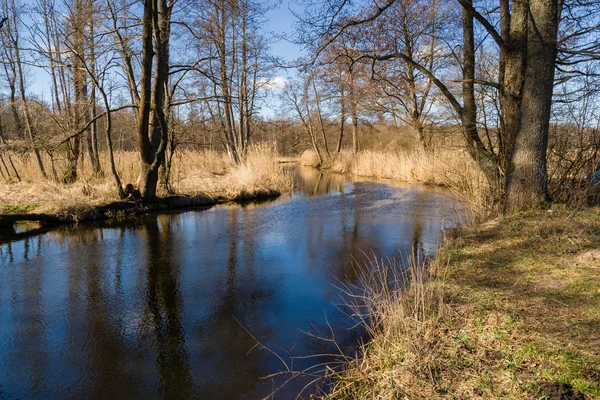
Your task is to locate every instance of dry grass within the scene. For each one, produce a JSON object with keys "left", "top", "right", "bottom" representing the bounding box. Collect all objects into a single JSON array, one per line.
[
  {"left": 0, "top": 144, "right": 292, "bottom": 217},
  {"left": 326, "top": 208, "right": 600, "bottom": 399},
  {"left": 173, "top": 144, "right": 291, "bottom": 197},
  {"left": 326, "top": 149, "right": 492, "bottom": 221},
  {"left": 326, "top": 256, "right": 448, "bottom": 399}
]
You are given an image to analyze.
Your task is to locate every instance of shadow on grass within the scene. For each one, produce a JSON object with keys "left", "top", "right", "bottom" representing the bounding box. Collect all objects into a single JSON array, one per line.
[{"left": 440, "top": 209, "right": 600, "bottom": 397}]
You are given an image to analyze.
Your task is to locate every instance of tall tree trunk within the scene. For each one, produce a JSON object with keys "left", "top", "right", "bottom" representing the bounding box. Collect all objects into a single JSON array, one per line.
[
  {"left": 336, "top": 76, "right": 345, "bottom": 153},
  {"left": 138, "top": 0, "right": 171, "bottom": 202},
  {"left": 313, "top": 79, "right": 330, "bottom": 159},
  {"left": 349, "top": 71, "right": 358, "bottom": 154},
  {"left": 505, "top": 0, "right": 562, "bottom": 212},
  {"left": 7, "top": 4, "right": 46, "bottom": 178},
  {"left": 65, "top": 0, "right": 92, "bottom": 183},
  {"left": 217, "top": 1, "right": 239, "bottom": 164},
  {"left": 102, "top": 93, "right": 124, "bottom": 198},
  {"left": 499, "top": 0, "right": 527, "bottom": 184},
  {"left": 137, "top": 0, "right": 156, "bottom": 200},
  {"left": 461, "top": 0, "right": 501, "bottom": 200},
  {"left": 87, "top": 15, "right": 101, "bottom": 176}
]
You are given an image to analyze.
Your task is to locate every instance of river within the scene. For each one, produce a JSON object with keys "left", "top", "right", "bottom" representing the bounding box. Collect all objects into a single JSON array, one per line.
[{"left": 0, "top": 167, "right": 461, "bottom": 399}]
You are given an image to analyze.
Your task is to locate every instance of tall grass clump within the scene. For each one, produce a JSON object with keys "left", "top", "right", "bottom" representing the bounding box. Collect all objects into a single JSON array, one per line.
[{"left": 326, "top": 255, "right": 448, "bottom": 399}]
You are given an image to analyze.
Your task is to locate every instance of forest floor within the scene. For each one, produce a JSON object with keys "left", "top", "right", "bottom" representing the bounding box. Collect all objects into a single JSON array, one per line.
[{"left": 327, "top": 207, "right": 600, "bottom": 399}]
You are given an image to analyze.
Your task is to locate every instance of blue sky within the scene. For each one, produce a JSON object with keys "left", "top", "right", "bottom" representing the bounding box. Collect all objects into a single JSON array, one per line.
[
  {"left": 258, "top": 0, "right": 305, "bottom": 117},
  {"left": 265, "top": 0, "right": 304, "bottom": 62}
]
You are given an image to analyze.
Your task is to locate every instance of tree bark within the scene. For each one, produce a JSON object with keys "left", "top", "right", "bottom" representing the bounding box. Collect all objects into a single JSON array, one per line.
[
  {"left": 461, "top": 0, "right": 501, "bottom": 199},
  {"left": 137, "top": 0, "right": 156, "bottom": 200},
  {"left": 138, "top": 0, "right": 171, "bottom": 202},
  {"left": 505, "top": 0, "right": 562, "bottom": 212},
  {"left": 498, "top": 0, "right": 527, "bottom": 184}
]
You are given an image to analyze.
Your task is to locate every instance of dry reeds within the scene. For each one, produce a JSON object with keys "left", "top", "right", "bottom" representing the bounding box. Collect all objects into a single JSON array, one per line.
[
  {"left": 174, "top": 143, "right": 292, "bottom": 197},
  {"left": 326, "top": 209, "right": 600, "bottom": 399},
  {"left": 0, "top": 144, "right": 292, "bottom": 216},
  {"left": 324, "top": 255, "right": 448, "bottom": 399},
  {"left": 327, "top": 149, "right": 492, "bottom": 221}
]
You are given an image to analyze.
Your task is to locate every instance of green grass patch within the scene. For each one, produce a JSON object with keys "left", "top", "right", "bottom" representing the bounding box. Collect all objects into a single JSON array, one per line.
[{"left": 1, "top": 203, "right": 37, "bottom": 214}]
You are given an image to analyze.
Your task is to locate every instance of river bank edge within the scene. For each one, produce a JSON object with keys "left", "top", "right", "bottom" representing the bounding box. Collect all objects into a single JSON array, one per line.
[
  {"left": 325, "top": 207, "right": 600, "bottom": 399},
  {"left": 0, "top": 189, "right": 281, "bottom": 237}
]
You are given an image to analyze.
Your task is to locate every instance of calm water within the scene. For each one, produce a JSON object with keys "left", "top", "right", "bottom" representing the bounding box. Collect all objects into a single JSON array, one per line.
[{"left": 0, "top": 167, "right": 460, "bottom": 399}]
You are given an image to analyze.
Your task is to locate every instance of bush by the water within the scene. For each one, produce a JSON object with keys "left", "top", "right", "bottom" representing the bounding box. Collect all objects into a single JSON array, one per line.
[{"left": 300, "top": 149, "right": 321, "bottom": 167}]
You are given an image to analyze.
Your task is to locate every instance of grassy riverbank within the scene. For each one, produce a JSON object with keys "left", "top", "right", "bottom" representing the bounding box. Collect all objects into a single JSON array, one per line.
[
  {"left": 328, "top": 207, "right": 600, "bottom": 399},
  {"left": 0, "top": 145, "right": 291, "bottom": 219}
]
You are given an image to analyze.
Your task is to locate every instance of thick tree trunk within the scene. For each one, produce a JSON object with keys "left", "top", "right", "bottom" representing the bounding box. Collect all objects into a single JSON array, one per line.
[
  {"left": 137, "top": 0, "right": 156, "bottom": 200},
  {"left": 140, "top": 163, "right": 160, "bottom": 202},
  {"left": 65, "top": 0, "right": 92, "bottom": 183},
  {"left": 505, "top": 0, "right": 561, "bottom": 212},
  {"left": 138, "top": 0, "right": 170, "bottom": 202},
  {"left": 499, "top": 0, "right": 527, "bottom": 175},
  {"left": 63, "top": 139, "right": 80, "bottom": 183}
]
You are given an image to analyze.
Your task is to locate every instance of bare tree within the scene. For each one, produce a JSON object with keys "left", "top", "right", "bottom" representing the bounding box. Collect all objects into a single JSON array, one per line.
[
  {"left": 189, "top": 0, "right": 272, "bottom": 163},
  {"left": 367, "top": 0, "right": 448, "bottom": 151},
  {"left": 0, "top": 0, "right": 47, "bottom": 178},
  {"left": 282, "top": 77, "right": 324, "bottom": 165},
  {"left": 136, "top": 0, "right": 172, "bottom": 201}
]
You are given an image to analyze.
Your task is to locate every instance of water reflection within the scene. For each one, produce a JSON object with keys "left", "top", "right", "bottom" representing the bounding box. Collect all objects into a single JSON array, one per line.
[
  {"left": 0, "top": 166, "right": 460, "bottom": 399},
  {"left": 292, "top": 166, "right": 348, "bottom": 196}
]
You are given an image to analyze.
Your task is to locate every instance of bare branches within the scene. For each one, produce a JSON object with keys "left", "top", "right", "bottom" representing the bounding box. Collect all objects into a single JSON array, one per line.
[
  {"left": 454, "top": 0, "right": 506, "bottom": 51},
  {"left": 51, "top": 104, "right": 137, "bottom": 149},
  {"left": 310, "top": 0, "right": 397, "bottom": 63}
]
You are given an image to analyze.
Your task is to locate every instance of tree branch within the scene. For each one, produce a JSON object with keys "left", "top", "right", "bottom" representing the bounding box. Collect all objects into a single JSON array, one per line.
[{"left": 455, "top": 0, "right": 506, "bottom": 52}]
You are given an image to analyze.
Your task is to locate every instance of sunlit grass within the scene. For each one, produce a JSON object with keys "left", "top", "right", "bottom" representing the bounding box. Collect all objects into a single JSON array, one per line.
[{"left": 0, "top": 144, "right": 292, "bottom": 217}]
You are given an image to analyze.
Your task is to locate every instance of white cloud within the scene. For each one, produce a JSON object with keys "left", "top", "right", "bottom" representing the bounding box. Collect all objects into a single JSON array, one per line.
[{"left": 260, "top": 76, "right": 287, "bottom": 91}]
